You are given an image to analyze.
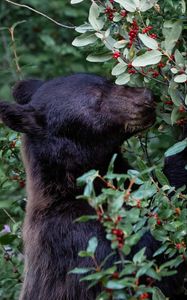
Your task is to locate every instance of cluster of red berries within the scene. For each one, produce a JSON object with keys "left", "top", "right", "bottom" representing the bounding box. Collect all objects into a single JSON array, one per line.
[
  {"left": 175, "top": 243, "right": 185, "bottom": 250},
  {"left": 176, "top": 119, "right": 186, "bottom": 126},
  {"left": 149, "top": 213, "right": 162, "bottom": 225},
  {"left": 165, "top": 100, "right": 173, "bottom": 105},
  {"left": 142, "top": 26, "right": 157, "bottom": 39},
  {"left": 139, "top": 292, "right": 150, "bottom": 299},
  {"left": 152, "top": 71, "right": 159, "bottom": 78},
  {"left": 149, "top": 33, "right": 157, "bottom": 39},
  {"left": 120, "top": 9, "right": 127, "bottom": 17},
  {"left": 112, "top": 228, "right": 124, "bottom": 249},
  {"left": 158, "top": 62, "right": 165, "bottom": 68},
  {"left": 96, "top": 207, "right": 103, "bottom": 221},
  {"left": 112, "top": 272, "right": 119, "bottom": 279},
  {"left": 128, "top": 20, "right": 139, "bottom": 48},
  {"left": 178, "top": 105, "right": 186, "bottom": 113},
  {"left": 127, "top": 62, "right": 136, "bottom": 74},
  {"left": 113, "top": 51, "right": 121, "bottom": 59},
  {"left": 142, "top": 26, "right": 153, "bottom": 34},
  {"left": 104, "top": 6, "right": 116, "bottom": 21},
  {"left": 145, "top": 68, "right": 160, "bottom": 78},
  {"left": 10, "top": 140, "right": 17, "bottom": 149},
  {"left": 11, "top": 174, "right": 25, "bottom": 188}
]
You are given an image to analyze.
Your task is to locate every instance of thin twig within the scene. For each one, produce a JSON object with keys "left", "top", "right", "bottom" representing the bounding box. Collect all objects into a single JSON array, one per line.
[
  {"left": 9, "top": 25, "right": 22, "bottom": 77},
  {"left": 4, "top": 0, "right": 75, "bottom": 29},
  {"left": 2, "top": 208, "right": 16, "bottom": 224}
]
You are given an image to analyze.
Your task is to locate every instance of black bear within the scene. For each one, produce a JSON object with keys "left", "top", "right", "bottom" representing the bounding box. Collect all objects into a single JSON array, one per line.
[{"left": 0, "top": 74, "right": 185, "bottom": 299}]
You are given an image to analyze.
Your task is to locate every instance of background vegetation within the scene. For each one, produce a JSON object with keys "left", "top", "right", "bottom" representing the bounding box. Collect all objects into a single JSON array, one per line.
[{"left": 0, "top": 1, "right": 186, "bottom": 299}]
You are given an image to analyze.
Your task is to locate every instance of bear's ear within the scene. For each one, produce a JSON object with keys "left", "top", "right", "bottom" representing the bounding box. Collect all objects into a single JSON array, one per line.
[
  {"left": 13, "top": 79, "right": 44, "bottom": 105},
  {"left": 0, "top": 101, "right": 45, "bottom": 134}
]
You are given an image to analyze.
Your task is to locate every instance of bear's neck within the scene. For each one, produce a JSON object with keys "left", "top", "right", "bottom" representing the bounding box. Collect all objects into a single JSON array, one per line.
[{"left": 22, "top": 136, "right": 128, "bottom": 216}]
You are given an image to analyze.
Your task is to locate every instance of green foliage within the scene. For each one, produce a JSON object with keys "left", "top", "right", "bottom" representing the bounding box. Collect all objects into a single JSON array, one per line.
[{"left": 0, "top": 0, "right": 187, "bottom": 299}]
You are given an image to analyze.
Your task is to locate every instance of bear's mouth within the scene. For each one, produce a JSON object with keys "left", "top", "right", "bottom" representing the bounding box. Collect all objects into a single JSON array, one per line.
[{"left": 124, "top": 112, "right": 156, "bottom": 133}]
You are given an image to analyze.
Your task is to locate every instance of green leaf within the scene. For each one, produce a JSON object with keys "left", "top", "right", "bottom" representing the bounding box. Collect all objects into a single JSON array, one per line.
[
  {"left": 79, "top": 251, "right": 93, "bottom": 257},
  {"left": 75, "top": 215, "right": 97, "bottom": 222},
  {"left": 138, "top": 33, "right": 158, "bottom": 50},
  {"left": 165, "top": 139, "right": 187, "bottom": 157},
  {"left": 132, "top": 50, "right": 162, "bottom": 67},
  {"left": 115, "top": 73, "right": 130, "bottom": 85},
  {"left": 153, "top": 287, "right": 167, "bottom": 300},
  {"left": 164, "top": 21, "right": 183, "bottom": 52},
  {"left": 0, "top": 233, "right": 17, "bottom": 245},
  {"left": 75, "top": 23, "right": 94, "bottom": 33},
  {"left": 89, "top": 3, "right": 104, "bottom": 31},
  {"left": 71, "top": 0, "right": 84, "bottom": 3},
  {"left": 139, "top": 0, "right": 158, "bottom": 12},
  {"left": 133, "top": 247, "right": 146, "bottom": 264},
  {"left": 77, "top": 170, "right": 99, "bottom": 185},
  {"left": 0, "top": 200, "right": 13, "bottom": 208},
  {"left": 87, "top": 237, "right": 98, "bottom": 254},
  {"left": 86, "top": 54, "right": 111, "bottom": 62},
  {"left": 185, "top": 94, "right": 187, "bottom": 105},
  {"left": 168, "top": 86, "right": 181, "bottom": 106},
  {"left": 171, "top": 106, "right": 180, "bottom": 125},
  {"left": 174, "top": 74, "right": 187, "bottom": 83},
  {"left": 105, "top": 279, "right": 126, "bottom": 289},
  {"left": 72, "top": 33, "right": 97, "bottom": 47},
  {"left": 153, "top": 244, "right": 168, "bottom": 257},
  {"left": 112, "top": 62, "right": 127, "bottom": 76},
  {"left": 69, "top": 267, "right": 91, "bottom": 274},
  {"left": 114, "top": 0, "right": 137, "bottom": 12},
  {"left": 155, "top": 169, "right": 170, "bottom": 186},
  {"left": 174, "top": 49, "right": 185, "bottom": 66},
  {"left": 80, "top": 272, "right": 104, "bottom": 281}
]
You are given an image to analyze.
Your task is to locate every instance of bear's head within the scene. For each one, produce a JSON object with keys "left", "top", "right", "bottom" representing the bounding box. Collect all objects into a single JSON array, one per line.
[{"left": 0, "top": 74, "right": 155, "bottom": 185}]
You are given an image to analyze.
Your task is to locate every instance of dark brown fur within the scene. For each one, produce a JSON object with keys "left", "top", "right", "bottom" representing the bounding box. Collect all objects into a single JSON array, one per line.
[{"left": 0, "top": 74, "right": 185, "bottom": 299}]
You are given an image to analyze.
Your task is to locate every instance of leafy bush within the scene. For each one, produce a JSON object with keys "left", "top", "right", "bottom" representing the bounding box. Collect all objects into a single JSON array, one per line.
[
  {"left": 69, "top": 0, "right": 187, "bottom": 299},
  {"left": 0, "top": 0, "right": 187, "bottom": 299}
]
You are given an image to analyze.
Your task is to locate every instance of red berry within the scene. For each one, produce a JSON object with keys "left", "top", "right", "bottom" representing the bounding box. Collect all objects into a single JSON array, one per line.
[
  {"left": 108, "top": 13, "right": 114, "bottom": 21},
  {"left": 169, "top": 55, "right": 175, "bottom": 61},
  {"left": 128, "top": 69, "right": 136, "bottom": 74},
  {"left": 165, "top": 100, "right": 173, "bottom": 105},
  {"left": 139, "top": 293, "right": 150, "bottom": 299},
  {"left": 158, "top": 62, "right": 165, "bottom": 68},
  {"left": 112, "top": 229, "right": 118, "bottom": 235},
  {"left": 175, "top": 208, "right": 181, "bottom": 215},
  {"left": 115, "top": 215, "right": 122, "bottom": 224},
  {"left": 112, "top": 272, "right": 119, "bottom": 279},
  {"left": 176, "top": 119, "right": 186, "bottom": 126},
  {"left": 179, "top": 69, "right": 185, "bottom": 74},
  {"left": 142, "top": 28, "right": 147, "bottom": 34},
  {"left": 118, "top": 242, "right": 124, "bottom": 249},
  {"left": 120, "top": 10, "right": 127, "bottom": 17},
  {"left": 152, "top": 71, "right": 159, "bottom": 78},
  {"left": 150, "top": 33, "right": 157, "bottom": 39},
  {"left": 10, "top": 141, "right": 16, "bottom": 149},
  {"left": 176, "top": 243, "right": 182, "bottom": 250},
  {"left": 112, "top": 51, "right": 120, "bottom": 59},
  {"left": 104, "top": 7, "right": 112, "bottom": 14},
  {"left": 157, "top": 219, "right": 162, "bottom": 225},
  {"left": 109, "top": 0, "right": 114, "bottom": 3},
  {"left": 19, "top": 180, "right": 25, "bottom": 188},
  {"left": 178, "top": 105, "right": 186, "bottom": 113}
]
